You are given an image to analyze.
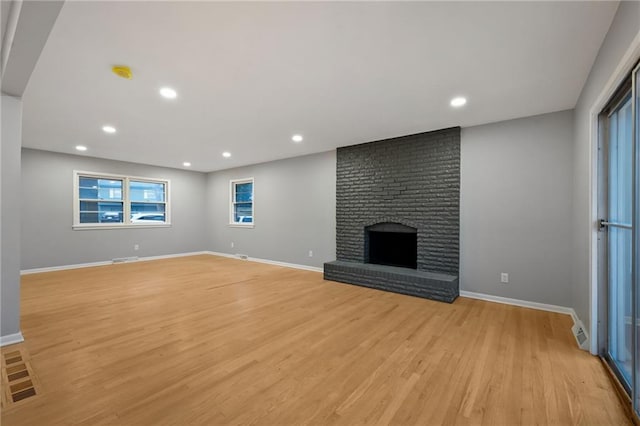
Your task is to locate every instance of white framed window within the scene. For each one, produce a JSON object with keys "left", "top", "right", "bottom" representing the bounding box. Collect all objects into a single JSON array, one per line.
[
  {"left": 229, "top": 178, "right": 254, "bottom": 227},
  {"left": 73, "top": 171, "right": 170, "bottom": 229}
]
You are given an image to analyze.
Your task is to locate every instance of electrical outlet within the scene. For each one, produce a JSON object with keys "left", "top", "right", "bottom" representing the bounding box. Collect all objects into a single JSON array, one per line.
[
  {"left": 134, "top": 244, "right": 139, "bottom": 251},
  {"left": 308, "top": 250, "right": 313, "bottom": 257},
  {"left": 231, "top": 242, "right": 234, "bottom": 248},
  {"left": 500, "top": 273, "right": 509, "bottom": 283}
]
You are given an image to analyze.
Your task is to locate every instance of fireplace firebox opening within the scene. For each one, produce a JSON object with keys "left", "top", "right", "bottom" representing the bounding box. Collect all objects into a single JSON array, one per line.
[{"left": 365, "top": 223, "right": 417, "bottom": 269}]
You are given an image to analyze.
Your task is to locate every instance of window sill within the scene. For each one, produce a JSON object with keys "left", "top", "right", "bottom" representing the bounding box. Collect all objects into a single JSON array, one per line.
[
  {"left": 228, "top": 223, "right": 255, "bottom": 229},
  {"left": 73, "top": 224, "right": 172, "bottom": 230}
]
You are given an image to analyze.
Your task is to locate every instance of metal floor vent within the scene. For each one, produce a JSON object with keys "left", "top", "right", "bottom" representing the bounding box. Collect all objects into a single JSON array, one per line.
[
  {"left": 572, "top": 321, "right": 589, "bottom": 351},
  {"left": 2, "top": 348, "right": 38, "bottom": 407}
]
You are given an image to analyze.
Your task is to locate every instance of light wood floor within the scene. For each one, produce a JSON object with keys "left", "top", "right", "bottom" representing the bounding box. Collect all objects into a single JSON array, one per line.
[{"left": 1, "top": 254, "right": 630, "bottom": 425}]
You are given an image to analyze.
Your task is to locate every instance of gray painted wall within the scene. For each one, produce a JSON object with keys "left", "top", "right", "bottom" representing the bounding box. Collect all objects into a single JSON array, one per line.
[
  {"left": 206, "top": 151, "right": 336, "bottom": 268},
  {"left": 1, "top": 95, "right": 22, "bottom": 337},
  {"left": 460, "top": 110, "right": 574, "bottom": 307},
  {"left": 572, "top": 1, "right": 640, "bottom": 337},
  {"left": 21, "top": 149, "right": 208, "bottom": 269}
]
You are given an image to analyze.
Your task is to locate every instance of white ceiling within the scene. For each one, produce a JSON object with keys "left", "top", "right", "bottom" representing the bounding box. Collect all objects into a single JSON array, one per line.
[{"left": 22, "top": 1, "right": 618, "bottom": 172}]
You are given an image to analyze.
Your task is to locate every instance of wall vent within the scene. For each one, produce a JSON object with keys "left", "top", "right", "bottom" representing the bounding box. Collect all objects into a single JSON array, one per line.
[
  {"left": 112, "top": 256, "right": 139, "bottom": 264},
  {"left": 572, "top": 321, "right": 589, "bottom": 351}
]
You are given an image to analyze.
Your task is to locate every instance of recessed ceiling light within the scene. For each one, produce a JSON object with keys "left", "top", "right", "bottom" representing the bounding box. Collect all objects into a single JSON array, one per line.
[
  {"left": 75, "top": 145, "right": 87, "bottom": 151},
  {"left": 160, "top": 87, "right": 177, "bottom": 99},
  {"left": 222, "top": 152, "right": 231, "bottom": 158},
  {"left": 450, "top": 97, "right": 467, "bottom": 107},
  {"left": 102, "top": 125, "right": 116, "bottom": 134},
  {"left": 292, "top": 134, "right": 303, "bottom": 143},
  {"left": 183, "top": 162, "right": 191, "bottom": 167}
]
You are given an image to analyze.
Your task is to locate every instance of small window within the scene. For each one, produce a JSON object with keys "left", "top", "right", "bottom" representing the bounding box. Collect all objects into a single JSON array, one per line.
[
  {"left": 230, "top": 178, "right": 254, "bottom": 226},
  {"left": 74, "top": 171, "right": 170, "bottom": 229}
]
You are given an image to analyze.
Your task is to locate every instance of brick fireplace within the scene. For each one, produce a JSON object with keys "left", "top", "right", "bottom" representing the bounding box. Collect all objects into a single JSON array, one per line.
[{"left": 324, "top": 127, "right": 460, "bottom": 303}]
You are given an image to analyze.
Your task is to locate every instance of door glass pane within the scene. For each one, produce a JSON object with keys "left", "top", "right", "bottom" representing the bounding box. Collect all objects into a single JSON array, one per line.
[
  {"left": 633, "top": 64, "right": 640, "bottom": 415},
  {"left": 609, "top": 98, "right": 633, "bottom": 224},
  {"left": 608, "top": 95, "right": 633, "bottom": 385},
  {"left": 609, "top": 227, "right": 633, "bottom": 383}
]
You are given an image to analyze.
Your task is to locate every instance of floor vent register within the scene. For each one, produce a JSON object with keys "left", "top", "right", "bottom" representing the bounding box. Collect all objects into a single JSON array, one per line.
[{"left": 1, "top": 348, "right": 39, "bottom": 407}]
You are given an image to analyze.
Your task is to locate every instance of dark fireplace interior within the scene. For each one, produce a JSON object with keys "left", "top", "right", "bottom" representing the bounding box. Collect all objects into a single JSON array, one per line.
[{"left": 366, "top": 223, "right": 417, "bottom": 269}]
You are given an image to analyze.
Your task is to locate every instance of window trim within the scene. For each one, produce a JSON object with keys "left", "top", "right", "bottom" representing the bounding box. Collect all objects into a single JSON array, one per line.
[
  {"left": 73, "top": 170, "right": 171, "bottom": 230},
  {"left": 229, "top": 177, "right": 254, "bottom": 228}
]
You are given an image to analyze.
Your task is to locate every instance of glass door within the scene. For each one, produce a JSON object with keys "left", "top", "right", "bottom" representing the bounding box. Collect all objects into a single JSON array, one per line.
[
  {"left": 598, "top": 60, "right": 640, "bottom": 413},
  {"left": 604, "top": 90, "right": 634, "bottom": 390},
  {"left": 602, "top": 61, "right": 639, "bottom": 414}
]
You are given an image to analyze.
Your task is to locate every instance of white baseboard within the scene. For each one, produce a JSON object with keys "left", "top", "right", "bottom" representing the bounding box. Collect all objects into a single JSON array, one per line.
[
  {"left": 461, "top": 291, "right": 588, "bottom": 350},
  {"left": 20, "top": 251, "right": 211, "bottom": 275},
  {"left": 21, "top": 260, "right": 113, "bottom": 274},
  {"left": 20, "top": 251, "right": 322, "bottom": 275},
  {"left": 205, "top": 251, "right": 237, "bottom": 260},
  {"left": 459, "top": 290, "right": 577, "bottom": 319},
  {"left": 136, "top": 251, "right": 210, "bottom": 263},
  {"left": 569, "top": 310, "right": 580, "bottom": 326},
  {"left": 0, "top": 331, "right": 24, "bottom": 347},
  {"left": 207, "top": 251, "right": 324, "bottom": 273}
]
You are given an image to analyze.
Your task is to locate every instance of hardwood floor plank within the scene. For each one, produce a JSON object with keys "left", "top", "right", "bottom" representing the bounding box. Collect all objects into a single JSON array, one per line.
[{"left": 1, "top": 254, "right": 630, "bottom": 425}]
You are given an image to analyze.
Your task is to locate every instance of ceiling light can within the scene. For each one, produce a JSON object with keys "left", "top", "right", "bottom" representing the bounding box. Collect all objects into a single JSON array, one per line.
[
  {"left": 160, "top": 87, "right": 177, "bottom": 99},
  {"left": 450, "top": 97, "right": 467, "bottom": 107}
]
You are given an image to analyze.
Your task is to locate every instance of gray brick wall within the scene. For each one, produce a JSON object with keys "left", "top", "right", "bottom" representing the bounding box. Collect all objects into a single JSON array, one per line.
[{"left": 335, "top": 127, "right": 460, "bottom": 275}]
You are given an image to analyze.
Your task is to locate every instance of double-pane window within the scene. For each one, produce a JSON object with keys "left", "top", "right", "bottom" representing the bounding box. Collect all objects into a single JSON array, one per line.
[{"left": 74, "top": 171, "right": 169, "bottom": 228}]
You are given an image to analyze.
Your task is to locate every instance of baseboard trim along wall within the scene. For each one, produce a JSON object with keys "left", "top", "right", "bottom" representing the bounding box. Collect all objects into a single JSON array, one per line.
[
  {"left": 20, "top": 251, "right": 211, "bottom": 275},
  {"left": 207, "top": 251, "right": 324, "bottom": 273},
  {"left": 460, "top": 290, "right": 587, "bottom": 350},
  {"left": 460, "top": 290, "right": 578, "bottom": 319},
  {"left": 0, "top": 332, "right": 24, "bottom": 347}
]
